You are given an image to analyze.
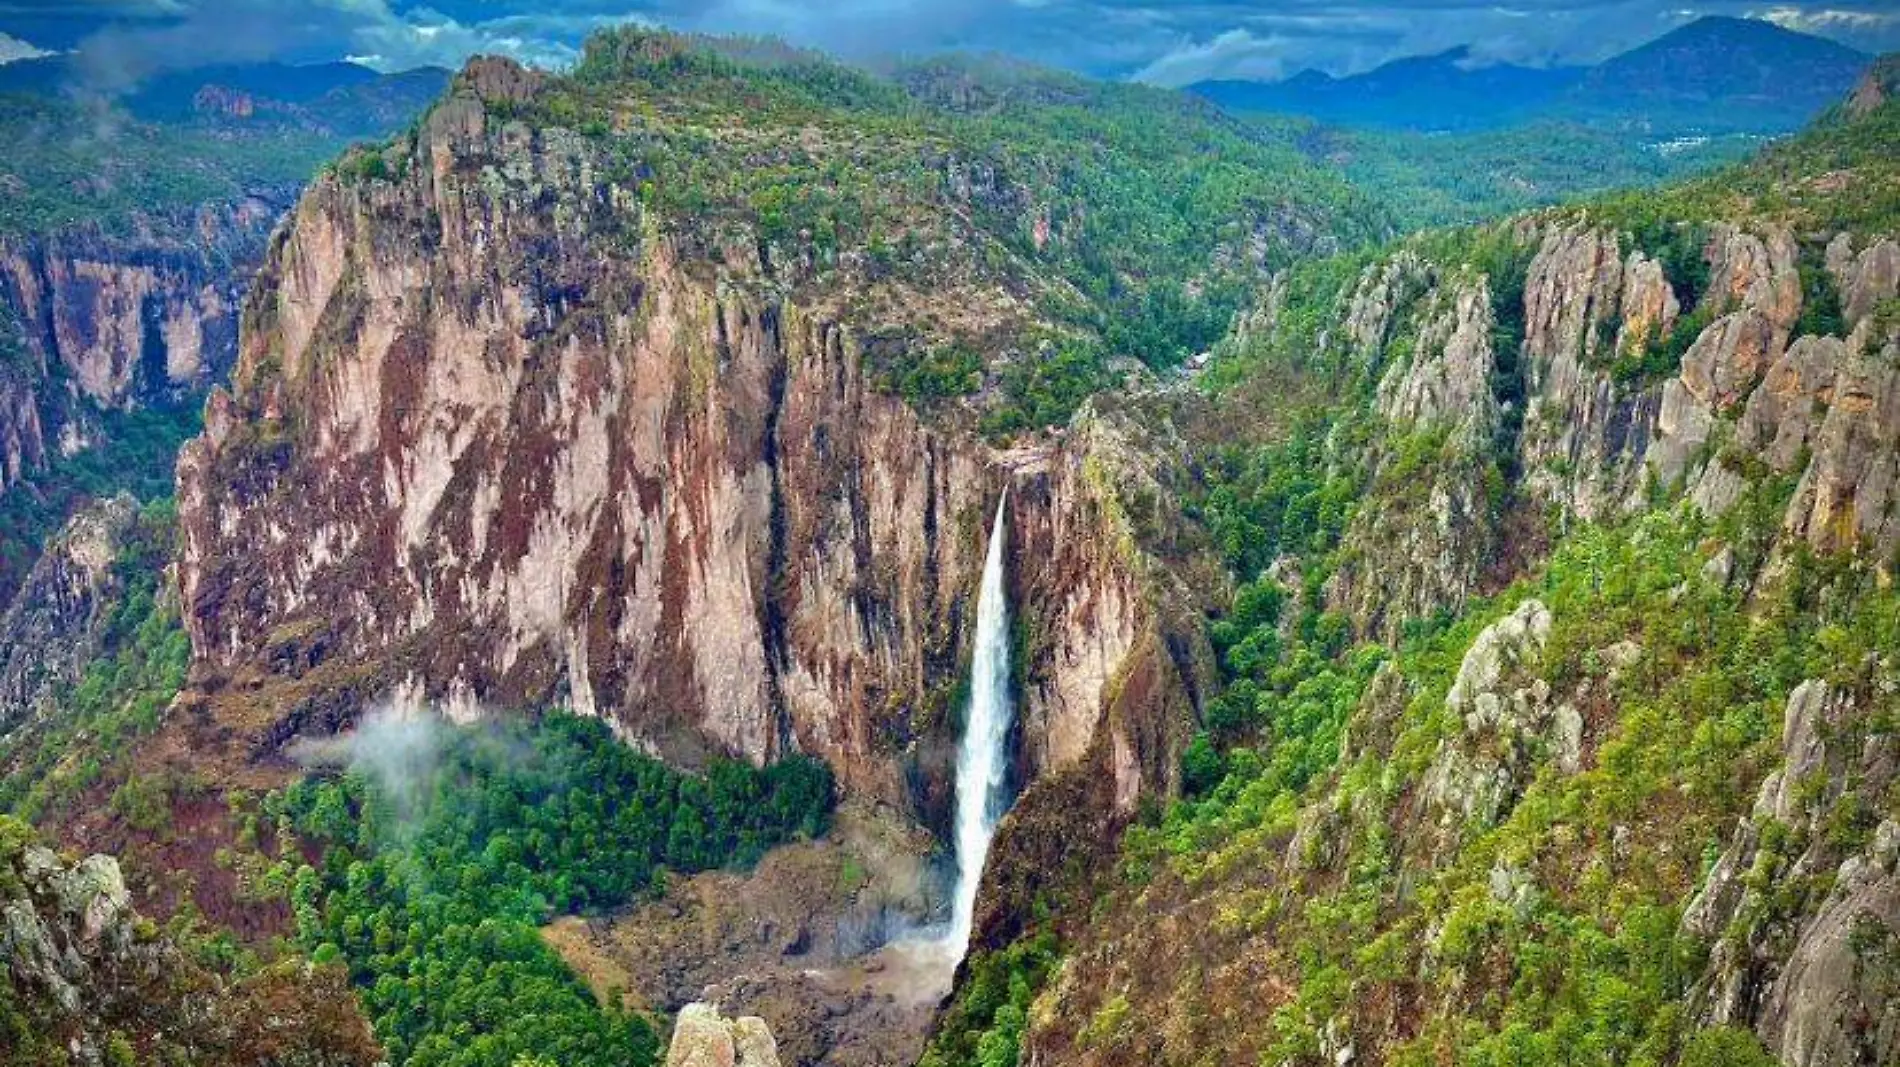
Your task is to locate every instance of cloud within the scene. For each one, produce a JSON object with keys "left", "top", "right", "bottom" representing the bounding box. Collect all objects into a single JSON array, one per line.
[
  {"left": 0, "top": 30, "right": 49, "bottom": 64},
  {"left": 287, "top": 702, "right": 449, "bottom": 829},
  {"left": 1756, "top": 5, "right": 1900, "bottom": 34},
  {"left": 5, "top": 1, "right": 1899, "bottom": 89},
  {"left": 65, "top": 0, "right": 611, "bottom": 91},
  {"left": 1131, "top": 29, "right": 1298, "bottom": 86}
]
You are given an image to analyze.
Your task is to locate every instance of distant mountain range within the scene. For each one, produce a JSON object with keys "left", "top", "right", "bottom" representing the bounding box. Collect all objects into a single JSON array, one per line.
[
  {"left": 0, "top": 56, "right": 448, "bottom": 138},
  {"left": 1192, "top": 16, "right": 1870, "bottom": 134}
]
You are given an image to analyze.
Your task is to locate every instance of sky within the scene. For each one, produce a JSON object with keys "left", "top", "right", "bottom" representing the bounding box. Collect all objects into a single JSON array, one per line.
[{"left": 0, "top": 1, "right": 1894, "bottom": 88}]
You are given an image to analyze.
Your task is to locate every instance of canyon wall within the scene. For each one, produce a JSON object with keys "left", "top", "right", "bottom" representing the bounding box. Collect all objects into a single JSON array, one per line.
[
  {"left": 1018, "top": 212, "right": 1900, "bottom": 1066},
  {"left": 0, "top": 191, "right": 291, "bottom": 491},
  {"left": 174, "top": 63, "right": 1208, "bottom": 843}
]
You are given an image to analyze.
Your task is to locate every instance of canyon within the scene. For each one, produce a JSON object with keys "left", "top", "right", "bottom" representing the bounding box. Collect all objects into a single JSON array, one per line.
[{"left": 2, "top": 27, "right": 1898, "bottom": 1067}]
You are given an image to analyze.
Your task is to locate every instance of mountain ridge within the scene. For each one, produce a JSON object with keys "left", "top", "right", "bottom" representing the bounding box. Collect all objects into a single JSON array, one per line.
[{"left": 1192, "top": 15, "right": 1870, "bottom": 133}]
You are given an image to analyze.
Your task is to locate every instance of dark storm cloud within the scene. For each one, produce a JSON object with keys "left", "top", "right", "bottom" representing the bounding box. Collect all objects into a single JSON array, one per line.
[{"left": 0, "top": 0, "right": 1894, "bottom": 83}]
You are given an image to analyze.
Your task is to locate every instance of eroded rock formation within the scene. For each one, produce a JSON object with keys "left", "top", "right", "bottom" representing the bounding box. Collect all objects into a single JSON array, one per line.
[
  {"left": 1317, "top": 219, "right": 1900, "bottom": 646},
  {"left": 1686, "top": 677, "right": 1900, "bottom": 1067}
]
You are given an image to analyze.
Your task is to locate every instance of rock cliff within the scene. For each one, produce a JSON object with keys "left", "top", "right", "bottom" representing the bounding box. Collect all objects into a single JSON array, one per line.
[
  {"left": 1312, "top": 217, "right": 1900, "bottom": 645},
  {"left": 1685, "top": 676, "right": 1900, "bottom": 1067},
  {"left": 0, "top": 495, "right": 141, "bottom": 741},
  {"left": 174, "top": 59, "right": 1209, "bottom": 905},
  {"left": 996, "top": 79, "right": 1900, "bottom": 1062},
  {"left": 0, "top": 192, "right": 292, "bottom": 494}
]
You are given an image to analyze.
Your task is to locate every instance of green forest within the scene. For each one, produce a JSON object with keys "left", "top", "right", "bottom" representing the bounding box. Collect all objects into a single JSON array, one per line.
[{"left": 271, "top": 713, "right": 834, "bottom": 1067}]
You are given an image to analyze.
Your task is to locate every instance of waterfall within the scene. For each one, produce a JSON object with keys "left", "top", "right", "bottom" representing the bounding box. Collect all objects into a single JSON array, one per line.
[{"left": 945, "top": 490, "right": 1013, "bottom": 958}]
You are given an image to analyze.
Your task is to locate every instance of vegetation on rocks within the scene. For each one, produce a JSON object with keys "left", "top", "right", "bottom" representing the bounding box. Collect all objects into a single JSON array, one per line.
[
  {"left": 0, "top": 813, "right": 380, "bottom": 1067},
  {"left": 364, "top": 29, "right": 1388, "bottom": 436},
  {"left": 0, "top": 498, "right": 190, "bottom": 823},
  {"left": 0, "top": 403, "right": 200, "bottom": 604},
  {"left": 930, "top": 64, "right": 1900, "bottom": 1067}
]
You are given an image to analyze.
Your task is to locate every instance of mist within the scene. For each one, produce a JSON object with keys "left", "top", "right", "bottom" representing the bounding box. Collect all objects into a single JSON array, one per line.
[{"left": 286, "top": 702, "right": 450, "bottom": 831}]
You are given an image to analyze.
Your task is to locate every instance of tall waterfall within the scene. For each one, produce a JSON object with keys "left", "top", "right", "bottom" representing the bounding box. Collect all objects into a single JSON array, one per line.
[{"left": 946, "top": 491, "right": 1013, "bottom": 958}]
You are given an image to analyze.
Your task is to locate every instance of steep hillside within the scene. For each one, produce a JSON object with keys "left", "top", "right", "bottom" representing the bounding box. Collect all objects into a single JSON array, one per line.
[{"left": 925, "top": 58, "right": 1900, "bottom": 1067}]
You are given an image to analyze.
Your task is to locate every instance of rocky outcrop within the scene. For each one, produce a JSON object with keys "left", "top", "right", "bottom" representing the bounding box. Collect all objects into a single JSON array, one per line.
[
  {"left": 1514, "top": 222, "right": 1799, "bottom": 524},
  {"left": 1417, "top": 599, "right": 1586, "bottom": 836},
  {"left": 1522, "top": 220, "right": 1900, "bottom": 563},
  {"left": 1685, "top": 678, "right": 1900, "bottom": 1067},
  {"left": 1374, "top": 275, "right": 1498, "bottom": 434},
  {"left": 0, "top": 495, "right": 140, "bottom": 739},
  {"left": 1340, "top": 252, "right": 1429, "bottom": 363},
  {"left": 1514, "top": 224, "right": 1649, "bottom": 522},
  {"left": 1825, "top": 234, "right": 1900, "bottom": 332},
  {"left": 666, "top": 1003, "right": 783, "bottom": 1067},
  {"left": 0, "top": 355, "right": 45, "bottom": 490},
  {"left": 4, "top": 842, "right": 137, "bottom": 1018},
  {"left": 1761, "top": 822, "right": 1900, "bottom": 1067},
  {"left": 0, "top": 818, "right": 381, "bottom": 1066},
  {"left": 1318, "top": 215, "right": 1900, "bottom": 642},
  {"left": 1330, "top": 269, "right": 1501, "bottom": 642}
]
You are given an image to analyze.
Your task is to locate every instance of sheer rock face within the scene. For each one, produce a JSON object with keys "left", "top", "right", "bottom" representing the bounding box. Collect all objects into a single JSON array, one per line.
[
  {"left": 1330, "top": 272, "right": 1500, "bottom": 644},
  {"left": 1516, "top": 224, "right": 1648, "bottom": 522},
  {"left": 0, "top": 193, "right": 290, "bottom": 494},
  {"left": 1762, "top": 823, "right": 1900, "bottom": 1067},
  {"left": 1375, "top": 276, "right": 1498, "bottom": 435},
  {"left": 1684, "top": 679, "right": 1900, "bottom": 1067},
  {"left": 175, "top": 64, "right": 1203, "bottom": 836},
  {"left": 1827, "top": 234, "right": 1900, "bottom": 330},
  {"left": 0, "top": 363, "right": 45, "bottom": 489},
  {"left": 0, "top": 495, "right": 140, "bottom": 739},
  {"left": 1516, "top": 222, "right": 1799, "bottom": 524}
]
